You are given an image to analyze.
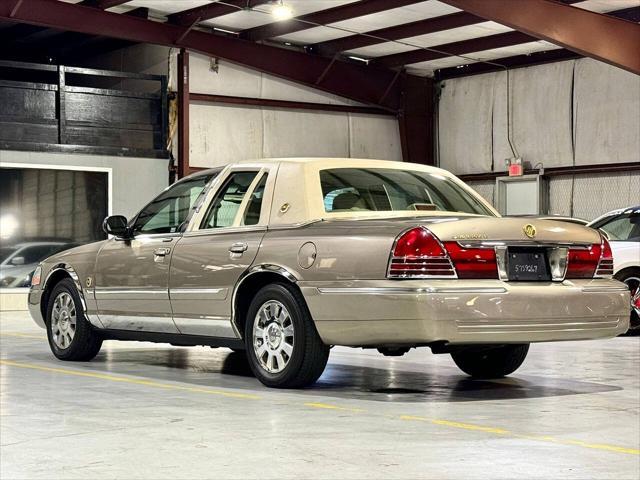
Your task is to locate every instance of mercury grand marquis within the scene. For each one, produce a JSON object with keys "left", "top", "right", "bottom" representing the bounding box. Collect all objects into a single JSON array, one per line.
[{"left": 28, "top": 158, "right": 630, "bottom": 388}]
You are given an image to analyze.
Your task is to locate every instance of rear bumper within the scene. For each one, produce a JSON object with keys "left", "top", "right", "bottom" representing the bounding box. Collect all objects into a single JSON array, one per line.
[{"left": 300, "top": 279, "right": 630, "bottom": 346}]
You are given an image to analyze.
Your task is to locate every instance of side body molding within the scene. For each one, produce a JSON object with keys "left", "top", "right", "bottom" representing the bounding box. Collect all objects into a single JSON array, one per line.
[
  {"left": 231, "top": 264, "right": 300, "bottom": 338},
  {"left": 43, "top": 263, "right": 104, "bottom": 329}
]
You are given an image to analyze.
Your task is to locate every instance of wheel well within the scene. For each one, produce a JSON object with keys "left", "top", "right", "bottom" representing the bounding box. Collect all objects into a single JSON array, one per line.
[
  {"left": 614, "top": 266, "right": 640, "bottom": 282},
  {"left": 40, "top": 269, "right": 73, "bottom": 320},
  {"left": 233, "top": 272, "right": 301, "bottom": 339}
]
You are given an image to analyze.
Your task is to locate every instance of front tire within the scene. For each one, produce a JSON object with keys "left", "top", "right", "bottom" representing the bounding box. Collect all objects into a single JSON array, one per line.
[
  {"left": 46, "top": 278, "right": 102, "bottom": 361},
  {"left": 245, "top": 283, "right": 329, "bottom": 388},
  {"left": 614, "top": 267, "right": 640, "bottom": 332},
  {"left": 451, "top": 344, "right": 529, "bottom": 379}
]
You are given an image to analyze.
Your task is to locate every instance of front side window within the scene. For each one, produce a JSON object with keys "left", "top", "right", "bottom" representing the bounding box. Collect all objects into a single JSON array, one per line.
[
  {"left": 243, "top": 174, "right": 267, "bottom": 226},
  {"left": 201, "top": 172, "right": 259, "bottom": 229},
  {"left": 320, "top": 168, "right": 493, "bottom": 216},
  {"left": 134, "top": 174, "right": 214, "bottom": 235}
]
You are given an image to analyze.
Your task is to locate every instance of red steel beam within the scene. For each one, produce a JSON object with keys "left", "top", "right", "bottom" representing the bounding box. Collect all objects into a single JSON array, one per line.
[
  {"left": 241, "top": 0, "right": 426, "bottom": 42},
  {"left": 313, "top": 1, "right": 582, "bottom": 55},
  {"left": 189, "top": 93, "right": 394, "bottom": 116},
  {"left": 438, "top": 0, "right": 640, "bottom": 75},
  {"left": 313, "top": 12, "right": 484, "bottom": 55},
  {"left": 373, "top": 30, "right": 534, "bottom": 68},
  {"left": 80, "top": 0, "right": 131, "bottom": 9},
  {"left": 168, "top": 0, "right": 271, "bottom": 27},
  {"left": 0, "top": 0, "right": 407, "bottom": 110},
  {"left": 177, "top": 49, "right": 189, "bottom": 179},
  {"left": 373, "top": 6, "right": 638, "bottom": 69}
]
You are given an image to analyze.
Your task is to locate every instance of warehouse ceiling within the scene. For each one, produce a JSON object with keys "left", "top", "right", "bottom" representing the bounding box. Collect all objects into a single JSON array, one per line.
[{"left": 0, "top": 0, "right": 638, "bottom": 79}]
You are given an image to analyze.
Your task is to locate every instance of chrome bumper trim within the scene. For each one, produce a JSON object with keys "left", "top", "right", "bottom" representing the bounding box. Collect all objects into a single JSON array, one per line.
[{"left": 317, "top": 286, "right": 508, "bottom": 295}]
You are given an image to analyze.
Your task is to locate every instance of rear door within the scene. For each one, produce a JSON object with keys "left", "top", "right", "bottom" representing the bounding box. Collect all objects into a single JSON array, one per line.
[{"left": 169, "top": 165, "right": 275, "bottom": 338}]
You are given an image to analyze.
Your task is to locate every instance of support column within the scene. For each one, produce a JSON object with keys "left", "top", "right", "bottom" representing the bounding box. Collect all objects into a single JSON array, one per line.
[
  {"left": 398, "top": 75, "right": 435, "bottom": 165},
  {"left": 177, "top": 48, "right": 189, "bottom": 179}
]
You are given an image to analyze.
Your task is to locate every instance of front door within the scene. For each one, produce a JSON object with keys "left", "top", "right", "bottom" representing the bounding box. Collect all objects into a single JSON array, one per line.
[
  {"left": 94, "top": 173, "right": 216, "bottom": 332},
  {"left": 170, "top": 168, "right": 272, "bottom": 338}
]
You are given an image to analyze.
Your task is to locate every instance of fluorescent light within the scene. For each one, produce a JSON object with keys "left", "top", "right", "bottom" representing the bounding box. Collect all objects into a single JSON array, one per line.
[
  {"left": 0, "top": 214, "right": 19, "bottom": 239},
  {"left": 272, "top": 2, "right": 293, "bottom": 21},
  {"left": 348, "top": 55, "right": 369, "bottom": 64},
  {"left": 213, "top": 27, "right": 238, "bottom": 35}
]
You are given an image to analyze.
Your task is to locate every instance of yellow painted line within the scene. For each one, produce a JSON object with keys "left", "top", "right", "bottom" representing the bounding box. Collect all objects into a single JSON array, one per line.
[
  {"left": 304, "top": 402, "right": 364, "bottom": 413},
  {"left": 0, "top": 332, "right": 45, "bottom": 340},
  {"left": 0, "top": 359, "right": 260, "bottom": 400},
  {"left": 1, "top": 358, "right": 637, "bottom": 456},
  {"left": 399, "top": 415, "right": 639, "bottom": 456}
]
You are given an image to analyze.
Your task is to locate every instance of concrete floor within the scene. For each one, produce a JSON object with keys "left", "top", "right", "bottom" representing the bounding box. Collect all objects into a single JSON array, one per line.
[{"left": 1, "top": 311, "right": 638, "bottom": 480}]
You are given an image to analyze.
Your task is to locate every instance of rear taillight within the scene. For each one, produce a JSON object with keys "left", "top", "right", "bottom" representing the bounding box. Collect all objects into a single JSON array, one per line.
[
  {"left": 595, "top": 235, "right": 614, "bottom": 278},
  {"left": 388, "top": 227, "right": 456, "bottom": 278},
  {"left": 388, "top": 227, "right": 498, "bottom": 279},
  {"left": 443, "top": 242, "right": 499, "bottom": 279},
  {"left": 566, "top": 234, "right": 613, "bottom": 279}
]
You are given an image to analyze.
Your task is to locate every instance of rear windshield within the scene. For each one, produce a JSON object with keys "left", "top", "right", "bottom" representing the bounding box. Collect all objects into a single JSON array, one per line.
[{"left": 320, "top": 168, "right": 493, "bottom": 216}]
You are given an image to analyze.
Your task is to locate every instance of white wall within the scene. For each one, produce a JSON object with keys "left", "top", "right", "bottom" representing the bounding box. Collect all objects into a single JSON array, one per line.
[
  {"left": 186, "top": 54, "right": 403, "bottom": 168},
  {"left": 0, "top": 150, "right": 169, "bottom": 219}
]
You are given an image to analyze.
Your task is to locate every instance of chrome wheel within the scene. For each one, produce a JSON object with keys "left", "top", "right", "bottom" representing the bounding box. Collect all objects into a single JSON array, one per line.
[
  {"left": 252, "top": 300, "right": 294, "bottom": 373},
  {"left": 51, "top": 292, "right": 76, "bottom": 349}
]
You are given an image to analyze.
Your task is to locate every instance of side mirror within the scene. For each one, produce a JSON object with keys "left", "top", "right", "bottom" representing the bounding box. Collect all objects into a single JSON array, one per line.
[
  {"left": 102, "top": 215, "right": 130, "bottom": 239},
  {"left": 10, "top": 256, "right": 25, "bottom": 266}
]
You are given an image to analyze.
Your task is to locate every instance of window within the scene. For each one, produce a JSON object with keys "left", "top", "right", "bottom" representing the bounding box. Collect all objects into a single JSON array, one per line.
[
  {"left": 594, "top": 214, "right": 640, "bottom": 241},
  {"left": 243, "top": 175, "right": 267, "bottom": 226},
  {"left": 133, "top": 174, "right": 214, "bottom": 235},
  {"left": 320, "top": 168, "right": 494, "bottom": 216},
  {"left": 201, "top": 172, "right": 259, "bottom": 229},
  {"left": 1, "top": 166, "right": 108, "bottom": 288}
]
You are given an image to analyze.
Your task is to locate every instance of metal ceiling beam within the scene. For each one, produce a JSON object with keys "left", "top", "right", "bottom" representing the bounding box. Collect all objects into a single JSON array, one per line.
[
  {"left": 80, "top": 0, "right": 132, "bottom": 9},
  {"left": 373, "top": 6, "right": 639, "bottom": 69},
  {"left": 241, "top": 0, "right": 426, "bottom": 42},
  {"left": 313, "top": 12, "right": 484, "bottom": 55},
  {"left": 168, "top": 1, "right": 271, "bottom": 27},
  {"left": 312, "top": 1, "right": 581, "bottom": 55},
  {"left": 373, "top": 30, "right": 534, "bottom": 67},
  {"left": 436, "top": 48, "right": 581, "bottom": 80},
  {"left": 0, "top": 0, "right": 408, "bottom": 110},
  {"left": 438, "top": 0, "right": 640, "bottom": 75}
]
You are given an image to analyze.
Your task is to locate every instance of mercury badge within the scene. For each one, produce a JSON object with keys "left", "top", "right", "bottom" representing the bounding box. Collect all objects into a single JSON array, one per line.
[{"left": 523, "top": 224, "right": 537, "bottom": 239}]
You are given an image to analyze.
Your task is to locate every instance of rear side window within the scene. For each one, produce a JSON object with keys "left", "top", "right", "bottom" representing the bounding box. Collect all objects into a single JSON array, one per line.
[
  {"left": 201, "top": 172, "right": 259, "bottom": 229},
  {"left": 243, "top": 174, "right": 267, "bottom": 226}
]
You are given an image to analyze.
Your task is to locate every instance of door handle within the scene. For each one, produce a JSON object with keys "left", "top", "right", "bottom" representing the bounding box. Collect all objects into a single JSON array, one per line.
[
  {"left": 154, "top": 247, "right": 171, "bottom": 256},
  {"left": 229, "top": 243, "right": 248, "bottom": 254}
]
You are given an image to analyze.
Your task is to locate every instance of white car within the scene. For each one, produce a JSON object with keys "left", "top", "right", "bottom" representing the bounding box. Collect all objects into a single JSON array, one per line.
[
  {"left": 588, "top": 206, "right": 640, "bottom": 330},
  {"left": 0, "top": 242, "right": 74, "bottom": 288}
]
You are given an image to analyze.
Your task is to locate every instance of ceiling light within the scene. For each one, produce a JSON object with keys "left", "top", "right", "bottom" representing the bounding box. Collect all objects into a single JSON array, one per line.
[
  {"left": 272, "top": 1, "right": 293, "bottom": 21},
  {"left": 0, "top": 214, "right": 19, "bottom": 239}
]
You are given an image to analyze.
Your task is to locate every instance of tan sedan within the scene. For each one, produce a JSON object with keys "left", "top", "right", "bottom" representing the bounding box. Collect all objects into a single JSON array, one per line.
[{"left": 28, "top": 159, "right": 630, "bottom": 388}]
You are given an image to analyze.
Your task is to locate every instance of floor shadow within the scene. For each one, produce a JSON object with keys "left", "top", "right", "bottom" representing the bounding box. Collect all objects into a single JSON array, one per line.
[{"left": 25, "top": 344, "right": 623, "bottom": 404}]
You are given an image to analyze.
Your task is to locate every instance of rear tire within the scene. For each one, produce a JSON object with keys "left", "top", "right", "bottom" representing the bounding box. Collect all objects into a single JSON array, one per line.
[
  {"left": 245, "top": 283, "right": 329, "bottom": 388},
  {"left": 46, "top": 278, "right": 102, "bottom": 361},
  {"left": 451, "top": 344, "right": 529, "bottom": 379}
]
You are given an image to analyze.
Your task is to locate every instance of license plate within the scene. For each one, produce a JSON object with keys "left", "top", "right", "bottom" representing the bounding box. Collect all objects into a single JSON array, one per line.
[{"left": 507, "top": 248, "right": 550, "bottom": 281}]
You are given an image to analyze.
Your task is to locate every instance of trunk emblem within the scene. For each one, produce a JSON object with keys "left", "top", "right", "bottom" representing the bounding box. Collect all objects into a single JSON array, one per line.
[{"left": 523, "top": 224, "right": 537, "bottom": 238}]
